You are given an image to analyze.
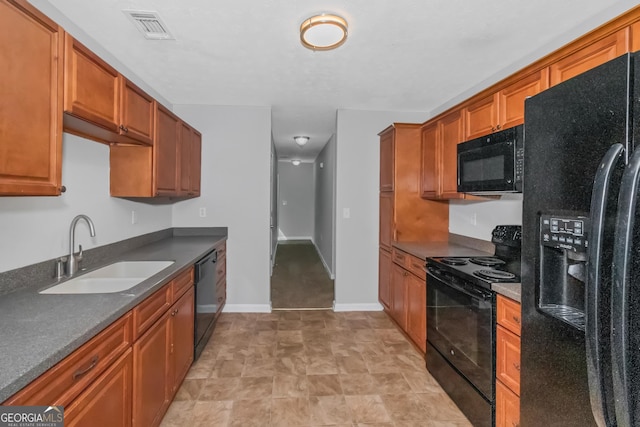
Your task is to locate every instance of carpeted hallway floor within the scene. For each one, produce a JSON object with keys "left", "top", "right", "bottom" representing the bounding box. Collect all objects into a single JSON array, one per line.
[{"left": 271, "top": 241, "right": 334, "bottom": 309}]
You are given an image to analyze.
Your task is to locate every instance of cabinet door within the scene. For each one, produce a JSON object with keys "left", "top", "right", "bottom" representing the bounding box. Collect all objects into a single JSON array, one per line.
[
  {"left": 438, "top": 111, "right": 465, "bottom": 199},
  {"left": 154, "top": 105, "right": 179, "bottom": 196},
  {"left": 498, "top": 69, "right": 549, "bottom": 129},
  {"left": 495, "top": 380, "right": 520, "bottom": 427},
  {"left": 406, "top": 273, "right": 426, "bottom": 353},
  {"left": 190, "top": 130, "right": 202, "bottom": 196},
  {"left": 170, "top": 287, "right": 194, "bottom": 396},
  {"left": 379, "top": 248, "right": 392, "bottom": 310},
  {"left": 632, "top": 21, "right": 640, "bottom": 53},
  {"left": 420, "top": 123, "right": 439, "bottom": 199},
  {"left": 120, "top": 78, "right": 154, "bottom": 145},
  {"left": 390, "top": 264, "right": 407, "bottom": 330},
  {"left": 179, "top": 122, "right": 191, "bottom": 194},
  {"left": 496, "top": 325, "right": 521, "bottom": 396},
  {"left": 65, "top": 350, "right": 132, "bottom": 427},
  {"left": 550, "top": 29, "right": 628, "bottom": 85},
  {"left": 64, "top": 34, "right": 119, "bottom": 132},
  {"left": 0, "top": 0, "right": 63, "bottom": 196},
  {"left": 380, "top": 128, "right": 394, "bottom": 191},
  {"left": 379, "top": 192, "right": 394, "bottom": 251},
  {"left": 464, "top": 94, "right": 498, "bottom": 140},
  {"left": 133, "top": 311, "right": 171, "bottom": 427}
]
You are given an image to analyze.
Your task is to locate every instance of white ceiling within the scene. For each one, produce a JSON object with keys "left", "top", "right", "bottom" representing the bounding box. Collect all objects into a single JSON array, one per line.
[{"left": 33, "top": 0, "right": 635, "bottom": 161}]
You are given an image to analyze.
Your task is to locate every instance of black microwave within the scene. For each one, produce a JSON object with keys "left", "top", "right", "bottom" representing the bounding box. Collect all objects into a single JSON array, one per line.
[{"left": 457, "top": 124, "right": 524, "bottom": 194}]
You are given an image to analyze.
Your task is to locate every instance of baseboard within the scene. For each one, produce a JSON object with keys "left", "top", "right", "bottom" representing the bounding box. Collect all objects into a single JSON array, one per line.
[
  {"left": 223, "top": 304, "right": 272, "bottom": 313},
  {"left": 333, "top": 302, "right": 384, "bottom": 312},
  {"left": 311, "top": 241, "right": 335, "bottom": 280}
]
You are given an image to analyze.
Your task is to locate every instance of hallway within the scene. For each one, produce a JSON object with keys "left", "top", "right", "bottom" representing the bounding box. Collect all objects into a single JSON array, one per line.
[
  {"left": 161, "top": 310, "right": 471, "bottom": 426},
  {"left": 271, "top": 241, "right": 334, "bottom": 309}
]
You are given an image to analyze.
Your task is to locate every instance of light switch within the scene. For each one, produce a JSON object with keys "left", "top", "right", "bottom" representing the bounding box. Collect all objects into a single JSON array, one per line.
[{"left": 199, "top": 207, "right": 207, "bottom": 217}]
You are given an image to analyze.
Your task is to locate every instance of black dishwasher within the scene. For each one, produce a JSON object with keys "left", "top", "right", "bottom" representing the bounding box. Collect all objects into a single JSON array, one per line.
[{"left": 194, "top": 249, "right": 218, "bottom": 360}]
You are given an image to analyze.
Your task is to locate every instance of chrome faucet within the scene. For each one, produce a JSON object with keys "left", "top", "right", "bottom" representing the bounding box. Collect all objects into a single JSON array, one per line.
[{"left": 67, "top": 214, "right": 96, "bottom": 277}]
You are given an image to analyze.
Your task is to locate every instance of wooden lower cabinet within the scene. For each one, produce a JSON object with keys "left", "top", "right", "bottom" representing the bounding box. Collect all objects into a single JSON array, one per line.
[
  {"left": 65, "top": 349, "right": 133, "bottom": 427},
  {"left": 170, "top": 288, "right": 195, "bottom": 397},
  {"left": 406, "top": 273, "right": 426, "bottom": 353},
  {"left": 390, "top": 263, "right": 408, "bottom": 330},
  {"left": 133, "top": 310, "right": 171, "bottom": 427},
  {"left": 496, "top": 379, "right": 520, "bottom": 427},
  {"left": 379, "top": 248, "right": 392, "bottom": 310}
]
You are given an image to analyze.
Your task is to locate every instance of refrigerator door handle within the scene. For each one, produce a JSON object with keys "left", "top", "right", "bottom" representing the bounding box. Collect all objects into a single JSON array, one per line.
[
  {"left": 611, "top": 146, "right": 640, "bottom": 427},
  {"left": 586, "top": 143, "right": 624, "bottom": 427}
]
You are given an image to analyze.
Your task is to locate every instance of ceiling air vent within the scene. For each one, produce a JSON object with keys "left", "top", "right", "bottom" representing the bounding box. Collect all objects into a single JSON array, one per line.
[{"left": 123, "top": 10, "right": 175, "bottom": 40}]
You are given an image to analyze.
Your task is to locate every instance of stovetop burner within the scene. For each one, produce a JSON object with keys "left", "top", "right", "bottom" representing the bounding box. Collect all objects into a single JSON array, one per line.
[
  {"left": 473, "top": 269, "right": 516, "bottom": 281},
  {"left": 469, "top": 257, "right": 505, "bottom": 267},
  {"left": 440, "top": 258, "right": 469, "bottom": 266}
]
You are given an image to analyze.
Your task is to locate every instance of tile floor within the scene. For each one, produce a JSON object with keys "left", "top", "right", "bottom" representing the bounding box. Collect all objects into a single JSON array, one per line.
[{"left": 161, "top": 310, "right": 472, "bottom": 427}]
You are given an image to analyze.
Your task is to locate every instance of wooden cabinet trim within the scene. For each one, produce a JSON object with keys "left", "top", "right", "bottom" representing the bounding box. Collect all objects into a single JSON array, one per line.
[
  {"left": 133, "top": 284, "right": 172, "bottom": 340},
  {"left": 171, "top": 267, "right": 194, "bottom": 302},
  {"left": 5, "top": 313, "right": 132, "bottom": 407}
]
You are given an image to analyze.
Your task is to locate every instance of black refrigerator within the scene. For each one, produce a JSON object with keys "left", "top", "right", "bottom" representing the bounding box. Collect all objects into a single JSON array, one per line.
[{"left": 522, "top": 52, "right": 640, "bottom": 426}]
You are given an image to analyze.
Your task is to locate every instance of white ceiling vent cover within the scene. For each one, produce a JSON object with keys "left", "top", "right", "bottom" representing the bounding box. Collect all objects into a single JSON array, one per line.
[{"left": 123, "top": 10, "right": 175, "bottom": 40}]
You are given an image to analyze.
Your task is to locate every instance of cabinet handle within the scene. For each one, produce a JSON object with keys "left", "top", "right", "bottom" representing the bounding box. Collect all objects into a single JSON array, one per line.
[
  {"left": 59, "top": 186, "right": 67, "bottom": 193},
  {"left": 171, "top": 309, "right": 178, "bottom": 316},
  {"left": 496, "top": 124, "right": 502, "bottom": 130},
  {"left": 403, "top": 271, "right": 409, "bottom": 277},
  {"left": 513, "top": 363, "right": 520, "bottom": 371},
  {"left": 512, "top": 315, "right": 520, "bottom": 324},
  {"left": 72, "top": 355, "right": 99, "bottom": 380},
  {"left": 119, "top": 125, "right": 129, "bottom": 133}
]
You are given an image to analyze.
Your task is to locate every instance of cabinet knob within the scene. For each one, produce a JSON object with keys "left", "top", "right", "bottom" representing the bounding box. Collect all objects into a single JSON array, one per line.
[
  {"left": 119, "top": 125, "right": 129, "bottom": 133},
  {"left": 496, "top": 124, "right": 501, "bottom": 130},
  {"left": 512, "top": 315, "right": 520, "bottom": 324},
  {"left": 59, "top": 185, "right": 67, "bottom": 193}
]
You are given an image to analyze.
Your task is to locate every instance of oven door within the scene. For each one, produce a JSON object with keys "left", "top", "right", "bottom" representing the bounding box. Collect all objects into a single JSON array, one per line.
[{"left": 426, "top": 265, "right": 495, "bottom": 400}]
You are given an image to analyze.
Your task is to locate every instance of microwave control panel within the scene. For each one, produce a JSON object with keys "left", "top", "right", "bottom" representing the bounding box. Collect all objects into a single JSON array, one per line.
[
  {"left": 540, "top": 214, "right": 588, "bottom": 253},
  {"left": 515, "top": 145, "right": 524, "bottom": 185}
]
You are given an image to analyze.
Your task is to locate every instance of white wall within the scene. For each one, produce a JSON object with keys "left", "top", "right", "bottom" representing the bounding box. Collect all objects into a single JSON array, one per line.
[
  {"left": 449, "top": 194, "right": 523, "bottom": 241},
  {"left": 270, "top": 141, "right": 279, "bottom": 270},
  {"left": 0, "top": 133, "right": 172, "bottom": 273},
  {"left": 171, "top": 105, "right": 272, "bottom": 312},
  {"left": 313, "top": 134, "right": 336, "bottom": 278},
  {"left": 277, "top": 161, "right": 315, "bottom": 240},
  {"left": 334, "top": 109, "right": 428, "bottom": 311}
]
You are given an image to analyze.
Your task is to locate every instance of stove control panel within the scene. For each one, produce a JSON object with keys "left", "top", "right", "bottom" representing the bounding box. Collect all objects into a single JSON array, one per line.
[
  {"left": 540, "top": 214, "right": 588, "bottom": 253},
  {"left": 491, "top": 225, "right": 522, "bottom": 247}
]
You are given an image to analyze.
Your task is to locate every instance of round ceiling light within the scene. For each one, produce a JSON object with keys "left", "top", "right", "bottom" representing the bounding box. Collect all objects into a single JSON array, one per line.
[
  {"left": 294, "top": 136, "right": 310, "bottom": 146},
  {"left": 300, "top": 14, "right": 348, "bottom": 51},
  {"left": 292, "top": 160, "right": 301, "bottom": 166}
]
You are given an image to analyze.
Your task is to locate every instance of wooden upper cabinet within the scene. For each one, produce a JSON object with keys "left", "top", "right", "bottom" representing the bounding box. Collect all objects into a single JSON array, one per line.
[
  {"left": 190, "top": 130, "right": 202, "bottom": 196},
  {"left": 550, "top": 29, "right": 628, "bottom": 86},
  {"left": 64, "top": 35, "right": 155, "bottom": 145},
  {"left": 439, "top": 111, "right": 465, "bottom": 199},
  {"left": 420, "top": 123, "right": 438, "bottom": 199},
  {"left": 499, "top": 69, "right": 549, "bottom": 129},
  {"left": 154, "top": 105, "right": 180, "bottom": 196},
  {"left": 64, "top": 34, "right": 119, "bottom": 133},
  {"left": 119, "top": 79, "right": 155, "bottom": 145},
  {"left": 379, "top": 127, "right": 394, "bottom": 192},
  {"left": 0, "top": 0, "right": 64, "bottom": 196},
  {"left": 464, "top": 94, "right": 499, "bottom": 140},
  {"left": 178, "top": 123, "right": 201, "bottom": 197}
]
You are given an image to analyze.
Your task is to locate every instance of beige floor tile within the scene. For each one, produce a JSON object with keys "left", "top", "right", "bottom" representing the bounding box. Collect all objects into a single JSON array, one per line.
[
  {"left": 308, "top": 395, "right": 352, "bottom": 425},
  {"left": 344, "top": 394, "right": 392, "bottom": 423},
  {"left": 364, "top": 355, "right": 405, "bottom": 373},
  {"left": 402, "top": 370, "right": 444, "bottom": 393},
  {"left": 301, "top": 320, "right": 326, "bottom": 330},
  {"left": 307, "top": 374, "right": 343, "bottom": 396},
  {"left": 199, "top": 376, "right": 273, "bottom": 401},
  {"left": 300, "top": 310, "right": 335, "bottom": 321},
  {"left": 279, "top": 320, "right": 303, "bottom": 330},
  {"left": 211, "top": 358, "right": 245, "bottom": 378},
  {"left": 273, "top": 375, "right": 309, "bottom": 398},
  {"left": 174, "top": 378, "right": 205, "bottom": 401},
  {"left": 243, "top": 357, "right": 277, "bottom": 377},
  {"left": 336, "top": 354, "right": 369, "bottom": 374},
  {"left": 275, "top": 355, "right": 308, "bottom": 375},
  {"left": 191, "top": 400, "right": 232, "bottom": 427},
  {"left": 371, "top": 373, "right": 413, "bottom": 395},
  {"left": 271, "top": 397, "right": 311, "bottom": 426},
  {"left": 339, "top": 373, "right": 378, "bottom": 395},
  {"left": 255, "top": 320, "right": 278, "bottom": 331},
  {"left": 352, "top": 328, "right": 378, "bottom": 343},
  {"left": 304, "top": 341, "right": 334, "bottom": 357},
  {"left": 277, "top": 330, "right": 304, "bottom": 343},
  {"left": 228, "top": 398, "right": 272, "bottom": 427},
  {"left": 159, "top": 400, "right": 195, "bottom": 426},
  {"left": 276, "top": 341, "right": 306, "bottom": 357},
  {"left": 380, "top": 393, "right": 431, "bottom": 421},
  {"left": 419, "top": 392, "right": 471, "bottom": 422},
  {"left": 306, "top": 355, "right": 339, "bottom": 375}
]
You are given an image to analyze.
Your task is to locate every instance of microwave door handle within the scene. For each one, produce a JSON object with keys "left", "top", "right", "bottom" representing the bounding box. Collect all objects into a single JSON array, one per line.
[
  {"left": 585, "top": 143, "right": 623, "bottom": 427},
  {"left": 611, "top": 147, "right": 640, "bottom": 427}
]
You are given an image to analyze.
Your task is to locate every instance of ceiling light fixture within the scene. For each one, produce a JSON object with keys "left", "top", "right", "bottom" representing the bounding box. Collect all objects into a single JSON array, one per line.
[
  {"left": 300, "top": 14, "right": 348, "bottom": 51},
  {"left": 294, "top": 136, "right": 310, "bottom": 146},
  {"left": 292, "top": 160, "right": 301, "bottom": 166}
]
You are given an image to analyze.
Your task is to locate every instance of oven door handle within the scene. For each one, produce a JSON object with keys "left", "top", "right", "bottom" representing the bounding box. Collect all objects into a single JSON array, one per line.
[{"left": 426, "top": 267, "right": 492, "bottom": 301}]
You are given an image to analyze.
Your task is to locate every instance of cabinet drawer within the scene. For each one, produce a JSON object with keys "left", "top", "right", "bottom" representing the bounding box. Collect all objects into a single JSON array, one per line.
[
  {"left": 407, "top": 254, "right": 426, "bottom": 281},
  {"left": 133, "top": 283, "right": 171, "bottom": 339},
  {"left": 171, "top": 267, "right": 194, "bottom": 302},
  {"left": 5, "top": 313, "right": 132, "bottom": 407},
  {"left": 497, "top": 295, "right": 521, "bottom": 336},
  {"left": 496, "top": 325, "right": 521, "bottom": 395},
  {"left": 495, "top": 379, "right": 520, "bottom": 427},
  {"left": 391, "top": 248, "right": 409, "bottom": 267}
]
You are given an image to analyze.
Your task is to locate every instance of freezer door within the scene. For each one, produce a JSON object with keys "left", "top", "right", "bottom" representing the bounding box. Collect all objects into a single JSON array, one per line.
[
  {"left": 585, "top": 143, "right": 624, "bottom": 427},
  {"left": 611, "top": 147, "right": 640, "bottom": 427}
]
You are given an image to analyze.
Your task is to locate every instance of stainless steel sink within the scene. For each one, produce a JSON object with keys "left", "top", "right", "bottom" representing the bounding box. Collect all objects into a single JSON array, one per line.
[{"left": 40, "top": 261, "right": 175, "bottom": 294}]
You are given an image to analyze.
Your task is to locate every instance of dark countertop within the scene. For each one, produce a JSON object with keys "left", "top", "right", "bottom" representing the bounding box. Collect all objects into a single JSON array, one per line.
[
  {"left": 0, "top": 233, "right": 225, "bottom": 402},
  {"left": 392, "top": 240, "right": 522, "bottom": 302}
]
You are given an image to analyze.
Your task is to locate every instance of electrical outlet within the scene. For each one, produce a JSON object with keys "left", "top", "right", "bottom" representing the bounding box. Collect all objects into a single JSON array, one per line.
[
  {"left": 131, "top": 210, "right": 138, "bottom": 224},
  {"left": 199, "top": 207, "right": 207, "bottom": 218}
]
